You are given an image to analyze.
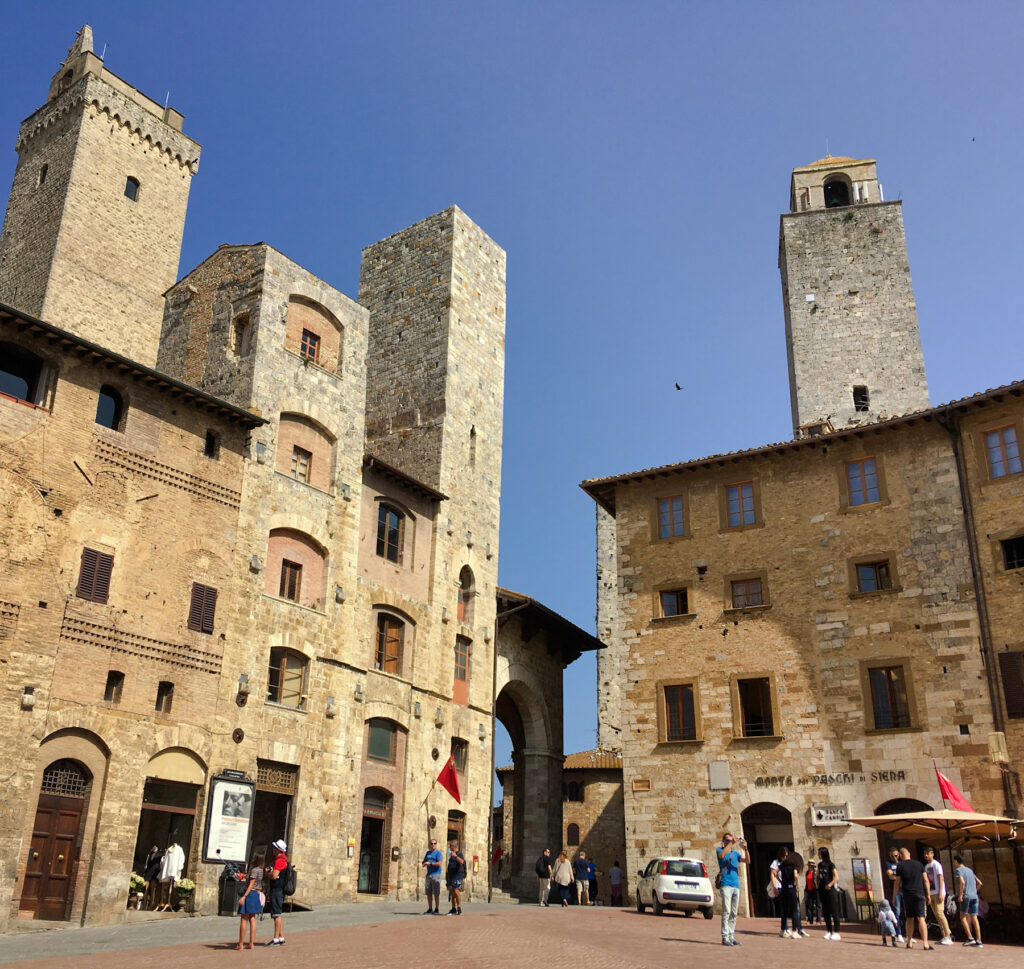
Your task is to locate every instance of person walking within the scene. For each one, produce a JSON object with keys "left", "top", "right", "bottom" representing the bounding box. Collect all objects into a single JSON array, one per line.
[
  {"left": 609, "top": 860, "right": 624, "bottom": 907},
  {"left": 954, "top": 854, "right": 983, "bottom": 947},
  {"left": 446, "top": 840, "right": 466, "bottom": 915},
  {"left": 421, "top": 837, "right": 443, "bottom": 915},
  {"left": 923, "top": 846, "right": 953, "bottom": 945},
  {"left": 877, "top": 898, "right": 899, "bottom": 945},
  {"left": 716, "top": 831, "right": 748, "bottom": 946},
  {"left": 587, "top": 857, "right": 598, "bottom": 904},
  {"left": 266, "top": 839, "right": 288, "bottom": 946},
  {"left": 235, "top": 855, "right": 264, "bottom": 950},
  {"left": 895, "top": 847, "right": 933, "bottom": 949},
  {"left": 816, "top": 846, "right": 841, "bottom": 941},
  {"left": 803, "top": 851, "right": 820, "bottom": 925},
  {"left": 777, "top": 848, "right": 809, "bottom": 938},
  {"left": 535, "top": 847, "right": 553, "bottom": 906},
  {"left": 553, "top": 850, "right": 574, "bottom": 907},
  {"left": 884, "top": 846, "right": 906, "bottom": 943},
  {"left": 572, "top": 850, "right": 590, "bottom": 906}
]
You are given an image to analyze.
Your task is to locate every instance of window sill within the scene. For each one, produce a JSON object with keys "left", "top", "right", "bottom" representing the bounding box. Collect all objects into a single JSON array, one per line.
[
  {"left": 273, "top": 469, "right": 333, "bottom": 497},
  {"left": 719, "top": 521, "right": 765, "bottom": 534},
  {"left": 265, "top": 700, "right": 308, "bottom": 715},
  {"left": 283, "top": 347, "right": 340, "bottom": 379},
  {"left": 729, "top": 734, "right": 784, "bottom": 743},
  {"left": 654, "top": 533, "right": 690, "bottom": 543},
  {"left": 0, "top": 391, "right": 49, "bottom": 411},
  {"left": 261, "top": 593, "right": 326, "bottom": 616},
  {"left": 839, "top": 498, "right": 891, "bottom": 514},
  {"left": 366, "top": 757, "right": 397, "bottom": 767},
  {"left": 651, "top": 613, "right": 697, "bottom": 625},
  {"left": 723, "top": 604, "right": 771, "bottom": 616},
  {"left": 848, "top": 588, "right": 901, "bottom": 600},
  {"left": 657, "top": 737, "right": 704, "bottom": 746},
  {"left": 864, "top": 724, "right": 920, "bottom": 736}
]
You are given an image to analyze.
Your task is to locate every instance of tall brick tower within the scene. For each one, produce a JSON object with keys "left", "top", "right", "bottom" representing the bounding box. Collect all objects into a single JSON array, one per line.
[
  {"left": 0, "top": 26, "right": 200, "bottom": 366},
  {"left": 779, "top": 156, "right": 929, "bottom": 437}
]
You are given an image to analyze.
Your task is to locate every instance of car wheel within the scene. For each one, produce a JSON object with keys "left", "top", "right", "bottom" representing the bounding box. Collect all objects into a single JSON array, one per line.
[
  {"left": 653, "top": 895, "right": 664, "bottom": 916},
  {"left": 683, "top": 909, "right": 693, "bottom": 917},
  {"left": 636, "top": 894, "right": 645, "bottom": 914},
  {"left": 702, "top": 907, "right": 714, "bottom": 920}
]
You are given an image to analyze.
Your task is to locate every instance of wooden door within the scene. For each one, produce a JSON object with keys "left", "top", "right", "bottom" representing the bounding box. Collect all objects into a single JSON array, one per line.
[{"left": 21, "top": 793, "right": 82, "bottom": 920}]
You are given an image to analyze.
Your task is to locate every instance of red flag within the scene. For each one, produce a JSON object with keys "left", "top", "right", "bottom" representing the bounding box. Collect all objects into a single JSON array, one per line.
[
  {"left": 436, "top": 754, "right": 461, "bottom": 804},
  {"left": 936, "top": 767, "right": 974, "bottom": 812}
]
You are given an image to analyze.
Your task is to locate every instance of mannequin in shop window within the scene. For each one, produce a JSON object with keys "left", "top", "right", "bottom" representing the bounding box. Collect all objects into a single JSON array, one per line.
[
  {"left": 156, "top": 841, "right": 185, "bottom": 910},
  {"left": 143, "top": 846, "right": 164, "bottom": 910}
]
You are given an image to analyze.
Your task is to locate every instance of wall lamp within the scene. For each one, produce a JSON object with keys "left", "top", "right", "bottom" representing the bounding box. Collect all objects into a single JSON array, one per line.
[
  {"left": 249, "top": 555, "right": 261, "bottom": 573},
  {"left": 434, "top": 706, "right": 444, "bottom": 728},
  {"left": 325, "top": 696, "right": 337, "bottom": 719},
  {"left": 237, "top": 673, "right": 250, "bottom": 697},
  {"left": 354, "top": 682, "right": 364, "bottom": 701},
  {"left": 478, "top": 723, "right": 486, "bottom": 741},
  {"left": 414, "top": 701, "right": 422, "bottom": 719},
  {"left": 21, "top": 686, "right": 35, "bottom": 711},
  {"left": 335, "top": 585, "right": 346, "bottom": 604}
]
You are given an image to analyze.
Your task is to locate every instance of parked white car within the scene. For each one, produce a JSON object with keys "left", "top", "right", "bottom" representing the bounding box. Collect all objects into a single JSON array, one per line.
[{"left": 635, "top": 856, "right": 714, "bottom": 918}]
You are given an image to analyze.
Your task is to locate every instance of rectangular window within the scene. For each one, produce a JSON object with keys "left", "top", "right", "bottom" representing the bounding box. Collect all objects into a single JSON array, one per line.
[
  {"left": 454, "top": 636, "right": 470, "bottom": 682},
  {"left": 853, "top": 385, "right": 870, "bottom": 411},
  {"left": 868, "top": 666, "right": 912, "bottom": 729},
  {"left": 659, "top": 589, "right": 688, "bottom": 617},
  {"left": 77, "top": 547, "right": 114, "bottom": 603},
  {"left": 857, "top": 560, "right": 892, "bottom": 592},
  {"left": 104, "top": 670, "right": 124, "bottom": 703},
  {"left": 664, "top": 684, "right": 697, "bottom": 741},
  {"left": 267, "top": 650, "right": 306, "bottom": 707},
  {"left": 986, "top": 427, "right": 1022, "bottom": 479},
  {"left": 376, "top": 505, "right": 404, "bottom": 564},
  {"left": 300, "top": 329, "right": 320, "bottom": 362},
  {"left": 204, "top": 430, "right": 219, "bottom": 458},
  {"left": 375, "top": 616, "right": 403, "bottom": 674},
  {"left": 730, "top": 578, "right": 763, "bottom": 609},
  {"left": 155, "top": 681, "right": 174, "bottom": 714},
  {"left": 279, "top": 560, "right": 302, "bottom": 601},
  {"left": 451, "top": 738, "right": 469, "bottom": 773},
  {"left": 367, "top": 720, "right": 396, "bottom": 763},
  {"left": 187, "top": 582, "right": 217, "bottom": 634},
  {"left": 737, "top": 677, "right": 773, "bottom": 737},
  {"left": 726, "top": 482, "right": 755, "bottom": 527},
  {"left": 847, "top": 457, "right": 880, "bottom": 506},
  {"left": 998, "top": 651, "right": 1024, "bottom": 719},
  {"left": 231, "top": 313, "right": 251, "bottom": 356},
  {"left": 657, "top": 496, "right": 685, "bottom": 538},
  {"left": 1001, "top": 536, "right": 1024, "bottom": 570},
  {"left": 291, "top": 446, "right": 311, "bottom": 482}
]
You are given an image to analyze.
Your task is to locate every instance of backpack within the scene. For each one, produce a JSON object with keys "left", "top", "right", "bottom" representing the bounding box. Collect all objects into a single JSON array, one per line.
[{"left": 282, "top": 863, "right": 297, "bottom": 896}]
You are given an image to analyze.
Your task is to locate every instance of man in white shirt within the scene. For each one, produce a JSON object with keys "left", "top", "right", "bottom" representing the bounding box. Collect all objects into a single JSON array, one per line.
[{"left": 923, "top": 847, "right": 953, "bottom": 945}]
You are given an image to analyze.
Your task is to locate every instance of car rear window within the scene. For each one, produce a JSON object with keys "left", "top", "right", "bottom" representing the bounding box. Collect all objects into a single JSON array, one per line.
[{"left": 664, "top": 860, "right": 703, "bottom": 877}]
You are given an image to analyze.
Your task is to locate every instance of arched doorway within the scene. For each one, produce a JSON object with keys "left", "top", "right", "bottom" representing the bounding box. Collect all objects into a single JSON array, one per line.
[
  {"left": 875, "top": 797, "right": 934, "bottom": 904},
  {"left": 358, "top": 787, "right": 393, "bottom": 895},
  {"left": 21, "top": 759, "right": 92, "bottom": 920},
  {"left": 741, "top": 802, "right": 794, "bottom": 917}
]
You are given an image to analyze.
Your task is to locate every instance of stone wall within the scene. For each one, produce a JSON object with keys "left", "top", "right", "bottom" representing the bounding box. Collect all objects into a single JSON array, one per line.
[
  {"left": 596, "top": 506, "right": 624, "bottom": 751},
  {"left": 561, "top": 762, "right": 625, "bottom": 905}
]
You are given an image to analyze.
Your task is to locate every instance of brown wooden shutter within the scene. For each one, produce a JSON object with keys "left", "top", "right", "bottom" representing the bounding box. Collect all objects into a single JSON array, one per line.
[
  {"left": 999, "top": 651, "right": 1024, "bottom": 719},
  {"left": 188, "top": 583, "right": 218, "bottom": 633},
  {"left": 202, "top": 585, "right": 217, "bottom": 634},
  {"left": 77, "top": 549, "right": 98, "bottom": 600},
  {"left": 77, "top": 548, "right": 113, "bottom": 603}
]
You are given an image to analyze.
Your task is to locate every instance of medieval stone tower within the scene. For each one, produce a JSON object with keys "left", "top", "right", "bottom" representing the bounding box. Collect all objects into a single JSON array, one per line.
[
  {"left": 779, "top": 156, "right": 929, "bottom": 436},
  {"left": 0, "top": 27, "right": 199, "bottom": 366}
]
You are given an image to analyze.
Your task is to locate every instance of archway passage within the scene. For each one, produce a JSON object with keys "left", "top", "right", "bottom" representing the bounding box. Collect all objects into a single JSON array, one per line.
[
  {"left": 741, "top": 801, "right": 794, "bottom": 917},
  {"left": 875, "top": 797, "right": 935, "bottom": 906},
  {"left": 21, "top": 760, "right": 91, "bottom": 920}
]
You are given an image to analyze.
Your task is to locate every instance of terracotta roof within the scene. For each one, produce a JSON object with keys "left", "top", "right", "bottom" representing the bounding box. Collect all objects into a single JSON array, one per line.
[
  {"left": 806, "top": 155, "right": 857, "bottom": 167},
  {"left": 563, "top": 748, "right": 622, "bottom": 770},
  {"left": 581, "top": 379, "right": 1024, "bottom": 514}
]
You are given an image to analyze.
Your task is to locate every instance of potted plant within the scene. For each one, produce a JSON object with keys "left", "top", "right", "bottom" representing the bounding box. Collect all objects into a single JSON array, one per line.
[
  {"left": 129, "top": 872, "right": 145, "bottom": 909},
  {"left": 175, "top": 877, "right": 196, "bottom": 913}
]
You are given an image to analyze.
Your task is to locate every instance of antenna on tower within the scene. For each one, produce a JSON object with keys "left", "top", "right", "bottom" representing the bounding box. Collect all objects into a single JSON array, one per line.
[
  {"left": 100, "top": 43, "right": 107, "bottom": 59},
  {"left": 164, "top": 91, "right": 170, "bottom": 109},
  {"left": 825, "top": 138, "right": 830, "bottom": 158}
]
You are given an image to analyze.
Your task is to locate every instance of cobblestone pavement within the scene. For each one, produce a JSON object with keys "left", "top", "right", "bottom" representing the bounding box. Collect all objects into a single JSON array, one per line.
[{"left": 0, "top": 903, "right": 1017, "bottom": 969}]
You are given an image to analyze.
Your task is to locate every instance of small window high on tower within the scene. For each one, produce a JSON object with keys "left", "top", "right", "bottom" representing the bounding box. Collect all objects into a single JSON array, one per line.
[
  {"left": 824, "top": 177, "right": 851, "bottom": 208},
  {"left": 124, "top": 176, "right": 140, "bottom": 202},
  {"left": 852, "top": 386, "right": 870, "bottom": 412}
]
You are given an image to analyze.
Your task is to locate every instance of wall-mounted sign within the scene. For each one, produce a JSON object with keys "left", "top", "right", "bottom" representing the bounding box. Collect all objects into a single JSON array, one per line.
[
  {"left": 203, "top": 773, "right": 256, "bottom": 864},
  {"left": 811, "top": 803, "right": 850, "bottom": 826}
]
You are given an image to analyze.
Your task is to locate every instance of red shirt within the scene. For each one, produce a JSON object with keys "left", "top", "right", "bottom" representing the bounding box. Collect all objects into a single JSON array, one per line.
[{"left": 273, "top": 853, "right": 288, "bottom": 873}]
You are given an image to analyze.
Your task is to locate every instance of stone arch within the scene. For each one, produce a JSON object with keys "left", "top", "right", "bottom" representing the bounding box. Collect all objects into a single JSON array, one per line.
[
  {"left": 741, "top": 801, "right": 795, "bottom": 916},
  {"left": 823, "top": 172, "right": 853, "bottom": 208},
  {"left": 874, "top": 797, "right": 935, "bottom": 873}
]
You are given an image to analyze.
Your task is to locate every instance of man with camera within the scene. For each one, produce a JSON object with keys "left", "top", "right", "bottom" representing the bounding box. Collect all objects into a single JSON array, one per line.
[{"left": 716, "top": 832, "right": 749, "bottom": 946}]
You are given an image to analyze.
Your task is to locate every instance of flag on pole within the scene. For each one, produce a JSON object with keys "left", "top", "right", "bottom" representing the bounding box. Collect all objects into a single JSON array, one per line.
[
  {"left": 935, "top": 766, "right": 974, "bottom": 812},
  {"left": 436, "top": 754, "right": 462, "bottom": 804}
]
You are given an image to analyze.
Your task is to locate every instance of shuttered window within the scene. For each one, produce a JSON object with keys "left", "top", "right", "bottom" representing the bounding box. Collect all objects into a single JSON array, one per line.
[
  {"left": 999, "top": 651, "right": 1024, "bottom": 719},
  {"left": 77, "top": 548, "right": 114, "bottom": 603},
  {"left": 375, "top": 614, "right": 403, "bottom": 674},
  {"left": 187, "top": 583, "right": 218, "bottom": 634}
]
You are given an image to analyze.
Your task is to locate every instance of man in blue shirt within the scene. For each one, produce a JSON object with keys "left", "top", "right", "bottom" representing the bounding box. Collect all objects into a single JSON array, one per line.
[
  {"left": 573, "top": 851, "right": 591, "bottom": 905},
  {"left": 716, "top": 832, "right": 749, "bottom": 946},
  {"left": 422, "top": 837, "right": 443, "bottom": 914},
  {"left": 954, "top": 855, "right": 983, "bottom": 947}
]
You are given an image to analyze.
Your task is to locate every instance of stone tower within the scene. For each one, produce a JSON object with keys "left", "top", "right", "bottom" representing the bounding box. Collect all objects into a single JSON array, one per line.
[
  {"left": 779, "top": 156, "right": 929, "bottom": 437},
  {"left": 0, "top": 26, "right": 200, "bottom": 366}
]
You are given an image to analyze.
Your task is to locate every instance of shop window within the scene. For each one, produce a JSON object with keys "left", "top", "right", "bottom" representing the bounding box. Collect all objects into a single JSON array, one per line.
[
  {"left": 451, "top": 738, "right": 468, "bottom": 774},
  {"left": 457, "top": 566, "right": 475, "bottom": 624},
  {"left": 868, "top": 665, "right": 912, "bottom": 729},
  {"left": 566, "top": 823, "right": 580, "bottom": 846},
  {"left": 563, "top": 782, "right": 584, "bottom": 803},
  {"left": 104, "top": 670, "right": 124, "bottom": 703},
  {"left": 1001, "top": 536, "right": 1024, "bottom": 570},
  {"left": 367, "top": 718, "right": 397, "bottom": 764},
  {"left": 453, "top": 636, "right": 471, "bottom": 704},
  {"left": 736, "top": 676, "right": 774, "bottom": 737},
  {"left": 0, "top": 342, "right": 46, "bottom": 405},
  {"left": 187, "top": 582, "right": 217, "bottom": 634},
  {"left": 124, "top": 176, "right": 140, "bottom": 202},
  {"left": 730, "top": 578, "right": 763, "bottom": 609},
  {"left": 657, "top": 495, "right": 686, "bottom": 538},
  {"left": 375, "top": 613, "right": 404, "bottom": 674},
  {"left": 77, "top": 547, "right": 114, "bottom": 603},
  {"left": 94, "top": 385, "right": 124, "bottom": 431},
  {"left": 376, "top": 504, "right": 404, "bottom": 564},
  {"left": 985, "top": 426, "right": 1022, "bottom": 479},
  {"left": 847, "top": 457, "right": 880, "bottom": 506},
  {"left": 155, "top": 681, "right": 174, "bottom": 714},
  {"left": 267, "top": 648, "right": 307, "bottom": 708},
  {"left": 664, "top": 683, "right": 697, "bottom": 741},
  {"left": 659, "top": 589, "right": 688, "bottom": 617},
  {"left": 998, "top": 652, "right": 1024, "bottom": 719},
  {"left": 857, "top": 560, "right": 893, "bottom": 592}
]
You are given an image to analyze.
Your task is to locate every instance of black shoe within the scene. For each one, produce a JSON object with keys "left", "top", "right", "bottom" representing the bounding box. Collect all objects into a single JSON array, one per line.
[
  {"left": 448, "top": 909, "right": 457, "bottom": 915},
  {"left": 731, "top": 939, "right": 741, "bottom": 946}
]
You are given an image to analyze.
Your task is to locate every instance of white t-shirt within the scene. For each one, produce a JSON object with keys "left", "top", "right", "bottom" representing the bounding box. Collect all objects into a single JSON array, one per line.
[{"left": 925, "top": 859, "right": 945, "bottom": 896}]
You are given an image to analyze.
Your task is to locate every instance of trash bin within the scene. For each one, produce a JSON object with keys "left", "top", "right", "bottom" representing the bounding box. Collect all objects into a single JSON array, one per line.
[{"left": 219, "top": 863, "right": 243, "bottom": 916}]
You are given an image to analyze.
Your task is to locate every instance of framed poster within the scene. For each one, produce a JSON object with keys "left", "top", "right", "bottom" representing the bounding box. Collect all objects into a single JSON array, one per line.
[
  {"left": 202, "top": 774, "right": 255, "bottom": 864},
  {"left": 851, "top": 858, "right": 873, "bottom": 905}
]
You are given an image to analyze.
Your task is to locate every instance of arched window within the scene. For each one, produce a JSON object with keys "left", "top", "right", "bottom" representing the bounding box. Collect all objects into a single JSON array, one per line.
[
  {"left": 457, "top": 566, "right": 475, "bottom": 625},
  {"left": 375, "top": 613, "right": 405, "bottom": 674},
  {"left": 40, "top": 759, "right": 91, "bottom": 798},
  {"left": 566, "top": 823, "right": 580, "bottom": 846},
  {"left": 95, "top": 385, "right": 124, "bottom": 430},
  {"left": 563, "top": 781, "right": 584, "bottom": 802},
  {"left": 366, "top": 718, "right": 398, "bottom": 764},
  {"left": 267, "top": 648, "right": 307, "bottom": 708},
  {"left": 376, "top": 504, "right": 404, "bottom": 564},
  {"left": 266, "top": 528, "right": 326, "bottom": 609},
  {"left": 276, "top": 414, "right": 334, "bottom": 491},
  {"left": 124, "top": 176, "right": 140, "bottom": 202},
  {"left": 104, "top": 670, "right": 124, "bottom": 703},
  {"left": 0, "top": 343, "right": 46, "bottom": 405},
  {"left": 285, "top": 296, "right": 344, "bottom": 373},
  {"left": 824, "top": 176, "right": 851, "bottom": 208}
]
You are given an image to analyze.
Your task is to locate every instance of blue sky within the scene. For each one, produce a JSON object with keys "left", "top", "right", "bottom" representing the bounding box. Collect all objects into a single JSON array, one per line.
[{"left": 3, "top": 1, "right": 1023, "bottom": 775}]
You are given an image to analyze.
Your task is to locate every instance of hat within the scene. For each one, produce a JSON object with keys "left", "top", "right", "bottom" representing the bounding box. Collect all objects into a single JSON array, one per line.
[{"left": 272, "top": 839, "right": 287, "bottom": 852}]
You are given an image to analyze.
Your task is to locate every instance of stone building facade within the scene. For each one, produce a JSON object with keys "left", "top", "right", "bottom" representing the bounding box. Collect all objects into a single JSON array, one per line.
[
  {"left": 585, "top": 156, "right": 1023, "bottom": 916},
  {"left": 0, "top": 26, "right": 594, "bottom": 929}
]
